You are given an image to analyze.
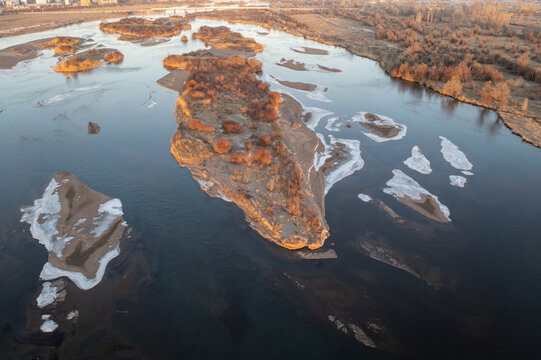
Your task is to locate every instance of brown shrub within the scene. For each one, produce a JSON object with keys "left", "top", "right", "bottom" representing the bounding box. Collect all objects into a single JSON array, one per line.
[
  {"left": 188, "top": 119, "right": 215, "bottom": 133},
  {"left": 213, "top": 139, "right": 231, "bottom": 154},
  {"left": 245, "top": 141, "right": 254, "bottom": 150},
  {"left": 229, "top": 151, "right": 250, "bottom": 164},
  {"left": 222, "top": 120, "right": 243, "bottom": 134},
  {"left": 104, "top": 51, "right": 124, "bottom": 64},
  {"left": 181, "top": 35, "right": 188, "bottom": 42},
  {"left": 258, "top": 134, "right": 271, "bottom": 146},
  {"left": 252, "top": 148, "right": 272, "bottom": 165}
]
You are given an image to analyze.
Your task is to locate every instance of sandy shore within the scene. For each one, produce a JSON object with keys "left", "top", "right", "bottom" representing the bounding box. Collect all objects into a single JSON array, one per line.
[{"left": 291, "top": 46, "right": 329, "bottom": 55}]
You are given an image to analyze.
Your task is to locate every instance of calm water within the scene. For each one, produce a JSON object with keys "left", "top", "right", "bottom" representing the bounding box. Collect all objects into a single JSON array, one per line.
[{"left": 1, "top": 17, "right": 540, "bottom": 359}]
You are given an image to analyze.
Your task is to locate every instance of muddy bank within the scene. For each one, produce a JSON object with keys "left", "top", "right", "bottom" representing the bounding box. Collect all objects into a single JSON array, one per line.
[
  {"left": 275, "top": 78, "right": 317, "bottom": 92},
  {"left": 0, "top": 36, "right": 84, "bottom": 70}
]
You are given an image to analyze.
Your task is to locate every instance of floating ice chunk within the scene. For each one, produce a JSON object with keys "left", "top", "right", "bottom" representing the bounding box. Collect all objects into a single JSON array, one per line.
[
  {"left": 357, "top": 193, "right": 372, "bottom": 202},
  {"left": 324, "top": 136, "right": 364, "bottom": 194},
  {"left": 91, "top": 199, "right": 124, "bottom": 238},
  {"left": 325, "top": 117, "right": 342, "bottom": 132},
  {"left": 403, "top": 146, "right": 432, "bottom": 174},
  {"left": 147, "top": 101, "right": 157, "bottom": 109},
  {"left": 352, "top": 112, "right": 407, "bottom": 142},
  {"left": 40, "top": 245, "right": 120, "bottom": 290},
  {"left": 383, "top": 169, "right": 451, "bottom": 221},
  {"left": 67, "top": 310, "right": 77, "bottom": 320},
  {"left": 461, "top": 170, "right": 474, "bottom": 176},
  {"left": 449, "top": 175, "right": 467, "bottom": 188},
  {"left": 74, "top": 85, "right": 101, "bottom": 92},
  {"left": 40, "top": 315, "right": 58, "bottom": 333},
  {"left": 439, "top": 136, "right": 473, "bottom": 171},
  {"left": 36, "top": 282, "right": 58, "bottom": 308},
  {"left": 20, "top": 179, "right": 70, "bottom": 257}
]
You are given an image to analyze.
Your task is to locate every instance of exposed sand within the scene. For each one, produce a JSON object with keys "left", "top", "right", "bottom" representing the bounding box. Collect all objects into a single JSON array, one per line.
[
  {"left": 317, "top": 64, "right": 341, "bottom": 72},
  {"left": 0, "top": 37, "right": 84, "bottom": 69},
  {"left": 156, "top": 69, "right": 189, "bottom": 92},
  {"left": 276, "top": 78, "right": 317, "bottom": 92},
  {"left": 291, "top": 46, "right": 329, "bottom": 55},
  {"left": 277, "top": 58, "right": 307, "bottom": 71},
  {"left": 295, "top": 249, "right": 337, "bottom": 259}
]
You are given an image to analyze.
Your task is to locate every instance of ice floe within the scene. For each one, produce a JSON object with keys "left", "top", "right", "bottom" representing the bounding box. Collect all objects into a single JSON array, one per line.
[
  {"left": 449, "top": 175, "right": 467, "bottom": 188},
  {"left": 40, "top": 315, "right": 58, "bottom": 333},
  {"left": 36, "top": 282, "right": 58, "bottom": 308},
  {"left": 403, "top": 146, "right": 432, "bottom": 174},
  {"left": 306, "top": 86, "right": 332, "bottom": 103},
  {"left": 352, "top": 112, "right": 407, "bottom": 142},
  {"left": 324, "top": 135, "right": 364, "bottom": 194},
  {"left": 40, "top": 244, "right": 120, "bottom": 290},
  {"left": 383, "top": 169, "right": 451, "bottom": 222},
  {"left": 461, "top": 170, "right": 474, "bottom": 176},
  {"left": 357, "top": 193, "right": 372, "bottom": 202},
  {"left": 45, "top": 85, "right": 101, "bottom": 104},
  {"left": 146, "top": 101, "right": 157, "bottom": 109},
  {"left": 439, "top": 136, "right": 473, "bottom": 171}
]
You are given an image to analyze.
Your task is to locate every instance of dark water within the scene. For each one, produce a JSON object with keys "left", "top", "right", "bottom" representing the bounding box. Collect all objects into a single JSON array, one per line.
[{"left": 0, "top": 18, "right": 540, "bottom": 359}]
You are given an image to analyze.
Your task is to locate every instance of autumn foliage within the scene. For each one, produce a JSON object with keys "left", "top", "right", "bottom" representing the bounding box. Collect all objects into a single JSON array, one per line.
[
  {"left": 213, "top": 139, "right": 232, "bottom": 154},
  {"left": 192, "top": 26, "right": 264, "bottom": 53},
  {"left": 104, "top": 51, "right": 124, "bottom": 64}
]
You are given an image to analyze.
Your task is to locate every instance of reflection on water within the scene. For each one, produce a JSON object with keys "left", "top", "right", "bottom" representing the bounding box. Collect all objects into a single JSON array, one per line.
[{"left": 1, "top": 16, "right": 541, "bottom": 359}]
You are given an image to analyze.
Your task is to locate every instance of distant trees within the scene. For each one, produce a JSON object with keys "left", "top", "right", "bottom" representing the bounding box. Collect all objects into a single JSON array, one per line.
[{"left": 481, "top": 81, "right": 510, "bottom": 108}]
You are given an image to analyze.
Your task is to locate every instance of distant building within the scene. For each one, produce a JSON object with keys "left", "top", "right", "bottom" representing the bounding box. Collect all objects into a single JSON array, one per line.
[
  {"left": 79, "top": 0, "right": 92, "bottom": 5},
  {"left": 96, "top": 0, "right": 117, "bottom": 4}
]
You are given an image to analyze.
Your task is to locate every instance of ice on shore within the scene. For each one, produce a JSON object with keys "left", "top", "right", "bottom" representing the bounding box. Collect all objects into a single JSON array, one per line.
[
  {"left": 36, "top": 282, "right": 58, "bottom": 308},
  {"left": 40, "top": 245, "right": 120, "bottom": 290},
  {"left": 449, "top": 175, "right": 467, "bottom": 188},
  {"left": 324, "top": 135, "right": 364, "bottom": 194},
  {"left": 439, "top": 136, "right": 473, "bottom": 171},
  {"left": 403, "top": 146, "right": 432, "bottom": 174},
  {"left": 303, "top": 106, "right": 334, "bottom": 131},
  {"left": 20, "top": 179, "right": 67, "bottom": 257},
  {"left": 325, "top": 117, "right": 342, "bottom": 132},
  {"left": 383, "top": 169, "right": 451, "bottom": 221},
  {"left": 352, "top": 112, "right": 407, "bottom": 142}
]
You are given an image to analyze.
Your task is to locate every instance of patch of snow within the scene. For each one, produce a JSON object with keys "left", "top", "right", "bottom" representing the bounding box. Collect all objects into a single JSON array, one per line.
[
  {"left": 36, "top": 282, "right": 58, "bottom": 308},
  {"left": 90, "top": 199, "right": 123, "bottom": 238},
  {"left": 439, "top": 136, "right": 473, "bottom": 171},
  {"left": 73, "top": 218, "right": 86, "bottom": 227},
  {"left": 383, "top": 169, "right": 451, "bottom": 221},
  {"left": 40, "top": 245, "right": 120, "bottom": 290},
  {"left": 352, "top": 112, "right": 407, "bottom": 142},
  {"left": 449, "top": 175, "right": 467, "bottom": 188},
  {"left": 324, "top": 135, "right": 364, "bottom": 194},
  {"left": 403, "top": 146, "right": 432, "bottom": 174},
  {"left": 357, "top": 193, "right": 372, "bottom": 202},
  {"left": 306, "top": 86, "right": 332, "bottom": 103},
  {"left": 67, "top": 311, "right": 76, "bottom": 320}
]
